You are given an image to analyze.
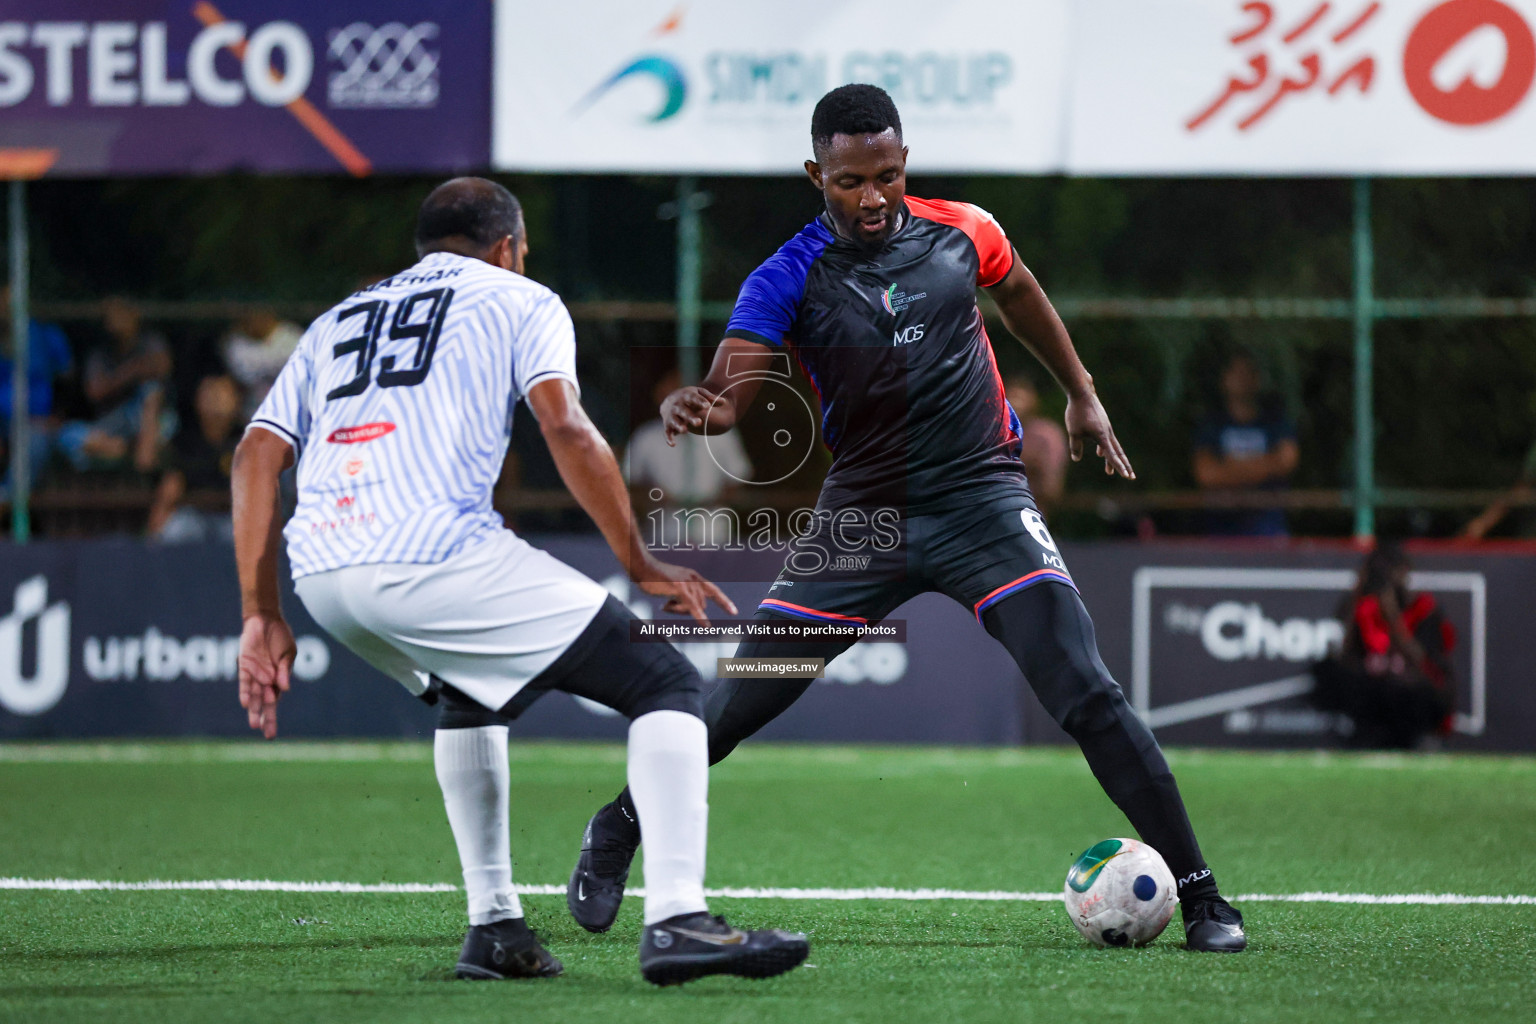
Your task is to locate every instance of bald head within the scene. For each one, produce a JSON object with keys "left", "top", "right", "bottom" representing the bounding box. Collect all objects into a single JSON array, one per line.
[{"left": 415, "top": 177, "right": 525, "bottom": 261}]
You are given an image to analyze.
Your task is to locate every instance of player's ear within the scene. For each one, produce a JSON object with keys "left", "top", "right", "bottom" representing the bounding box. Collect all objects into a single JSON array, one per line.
[
  {"left": 804, "top": 159, "right": 823, "bottom": 190},
  {"left": 491, "top": 236, "right": 516, "bottom": 274}
]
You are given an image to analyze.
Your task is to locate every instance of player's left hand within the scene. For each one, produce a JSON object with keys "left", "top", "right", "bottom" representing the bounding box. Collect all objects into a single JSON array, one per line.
[
  {"left": 1065, "top": 391, "right": 1136, "bottom": 480},
  {"left": 238, "top": 614, "right": 295, "bottom": 740}
]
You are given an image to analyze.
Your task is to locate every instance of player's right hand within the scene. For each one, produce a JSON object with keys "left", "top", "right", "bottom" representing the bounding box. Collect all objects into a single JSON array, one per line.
[
  {"left": 638, "top": 560, "right": 739, "bottom": 625},
  {"left": 661, "top": 386, "right": 721, "bottom": 445},
  {"left": 1065, "top": 391, "right": 1136, "bottom": 480},
  {"left": 238, "top": 614, "right": 295, "bottom": 740}
]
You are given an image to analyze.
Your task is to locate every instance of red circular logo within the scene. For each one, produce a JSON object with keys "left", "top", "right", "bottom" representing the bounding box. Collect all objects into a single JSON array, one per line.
[{"left": 1405, "top": 0, "right": 1536, "bottom": 125}]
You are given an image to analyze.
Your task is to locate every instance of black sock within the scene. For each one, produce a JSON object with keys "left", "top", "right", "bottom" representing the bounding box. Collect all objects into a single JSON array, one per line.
[
  {"left": 610, "top": 787, "right": 641, "bottom": 841},
  {"left": 1178, "top": 868, "right": 1220, "bottom": 906}
]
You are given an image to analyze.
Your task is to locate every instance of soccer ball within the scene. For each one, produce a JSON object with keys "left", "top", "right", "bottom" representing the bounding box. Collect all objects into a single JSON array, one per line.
[{"left": 1062, "top": 838, "right": 1178, "bottom": 948}]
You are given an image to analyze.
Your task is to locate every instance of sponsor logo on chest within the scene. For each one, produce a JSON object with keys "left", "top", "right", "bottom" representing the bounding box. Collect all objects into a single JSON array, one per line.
[
  {"left": 327, "top": 422, "right": 395, "bottom": 444},
  {"left": 880, "top": 282, "right": 927, "bottom": 315}
]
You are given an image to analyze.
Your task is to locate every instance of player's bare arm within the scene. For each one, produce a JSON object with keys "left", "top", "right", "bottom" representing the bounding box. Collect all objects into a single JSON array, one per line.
[
  {"left": 527, "top": 377, "right": 736, "bottom": 624},
  {"left": 987, "top": 256, "right": 1135, "bottom": 480},
  {"left": 660, "top": 337, "right": 778, "bottom": 444},
  {"left": 230, "top": 425, "right": 298, "bottom": 739}
]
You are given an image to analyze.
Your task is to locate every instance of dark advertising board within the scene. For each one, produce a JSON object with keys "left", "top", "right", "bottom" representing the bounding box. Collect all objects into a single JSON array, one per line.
[
  {"left": 1, "top": 538, "right": 1532, "bottom": 750},
  {"left": 1030, "top": 545, "right": 1532, "bottom": 753},
  {"left": 0, "top": 1, "right": 490, "bottom": 175}
]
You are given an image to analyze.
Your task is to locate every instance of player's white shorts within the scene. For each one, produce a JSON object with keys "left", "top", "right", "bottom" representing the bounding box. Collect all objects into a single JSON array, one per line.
[{"left": 294, "top": 528, "right": 609, "bottom": 710}]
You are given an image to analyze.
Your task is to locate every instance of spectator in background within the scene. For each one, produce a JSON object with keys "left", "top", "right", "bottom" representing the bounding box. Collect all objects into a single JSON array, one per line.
[
  {"left": 0, "top": 283, "right": 73, "bottom": 498},
  {"left": 57, "top": 296, "right": 173, "bottom": 473},
  {"left": 224, "top": 306, "right": 301, "bottom": 418},
  {"left": 1461, "top": 436, "right": 1536, "bottom": 539},
  {"left": 1004, "top": 373, "right": 1068, "bottom": 514},
  {"left": 147, "top": 375, "right": 242, "bottom": 543},
  {"left": 1311, "top": 542, "right": 1455, "bottom": 749},
  {"left": 626, "top": 368, "right": 751, "bottom": 547},
  {"left": 1191, "top": 351, "right": 1298, "bottom": 536}
]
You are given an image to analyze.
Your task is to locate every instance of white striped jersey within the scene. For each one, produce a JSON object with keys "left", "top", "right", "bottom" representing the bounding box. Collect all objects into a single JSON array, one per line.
[{"left": 249, "top": 251, "right": 578, "bottom": 579}]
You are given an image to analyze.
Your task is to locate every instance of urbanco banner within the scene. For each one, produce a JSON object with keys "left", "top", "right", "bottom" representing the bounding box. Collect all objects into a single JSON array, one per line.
[
  {"left": 491, "top": 0, "right": 1069, "bottom": 174},
  {"left": 1068, "top": 0, "right": 1536, "bottom": 174},
  {"left": 0, "top": 1, "right": 491, "bottom": 175}
]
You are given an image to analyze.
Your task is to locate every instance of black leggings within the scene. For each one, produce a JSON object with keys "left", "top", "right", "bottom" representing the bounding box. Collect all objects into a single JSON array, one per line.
[{"left": 686, "top": 582, "right": 1210, "bottom": 887}]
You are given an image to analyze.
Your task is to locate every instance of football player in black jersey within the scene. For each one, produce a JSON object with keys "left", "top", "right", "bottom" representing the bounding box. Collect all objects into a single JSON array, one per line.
[{"left": 569, "top": 85, "right": 1245, "bottom": 953}]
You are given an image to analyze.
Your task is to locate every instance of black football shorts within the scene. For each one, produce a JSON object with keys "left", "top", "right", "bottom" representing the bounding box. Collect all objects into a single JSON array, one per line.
[{"left": 756, "top": 493, "right": 1076, "bottom": 626}]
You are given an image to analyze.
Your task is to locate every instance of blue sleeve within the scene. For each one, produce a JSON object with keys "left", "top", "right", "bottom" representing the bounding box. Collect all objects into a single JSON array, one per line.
[
  {"left": 726, "top": 264, "right": 799, "bottom": 347},
  {"left": 725, "top": 220, "right": 830, "bottom": 348}
]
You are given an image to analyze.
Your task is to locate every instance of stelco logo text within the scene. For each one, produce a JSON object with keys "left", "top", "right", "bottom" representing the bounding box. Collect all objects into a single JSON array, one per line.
[
  {"left": 1165, "top": 600, "right": 1344, "bottom": 663},
  {"left": 0, "top": 20, "right": 312, "bottom": 108},
  {"left": 0, "top": 576, "right": 330, "bottom": 718},
  {"left": 0, "top": 19, "right": 441, "bottom": 111}
]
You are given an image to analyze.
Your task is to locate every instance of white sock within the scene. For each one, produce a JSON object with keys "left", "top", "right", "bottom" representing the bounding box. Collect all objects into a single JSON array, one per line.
[
  {"left": 627, "top": 710, "right": 710, "bottom": 925},
  {"left": 434, "top": 726, "right": 522, "bottom": 926}
]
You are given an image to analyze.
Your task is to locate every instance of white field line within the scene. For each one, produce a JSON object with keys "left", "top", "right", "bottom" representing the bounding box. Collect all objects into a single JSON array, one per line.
[{"left": 3, "top": 878, "right": 1534, "bottom": 905}]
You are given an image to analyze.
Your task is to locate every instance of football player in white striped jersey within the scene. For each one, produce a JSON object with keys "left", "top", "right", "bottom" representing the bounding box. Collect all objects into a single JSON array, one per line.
[{"left": 231, "top": 178, "right": 809, "bottom": 986}]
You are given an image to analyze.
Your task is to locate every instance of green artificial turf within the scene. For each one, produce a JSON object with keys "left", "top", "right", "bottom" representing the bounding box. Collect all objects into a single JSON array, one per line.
[{"left": 1, "top": 743, "right": 1533, "bottom": 1023}]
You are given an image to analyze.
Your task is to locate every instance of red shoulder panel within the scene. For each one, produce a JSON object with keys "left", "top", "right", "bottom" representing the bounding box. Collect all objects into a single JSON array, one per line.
[{"left": 906, "top": 196, "right": 1015, "bottom": 287}]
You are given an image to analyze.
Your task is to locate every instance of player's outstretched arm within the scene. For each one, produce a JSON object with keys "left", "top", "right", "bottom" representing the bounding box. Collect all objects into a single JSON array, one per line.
[
  {"left": 528, "top": 378, "right": 737, "bottom": 624},
  {"left": 660, "top": 338, "right": 779, "bottom": 444},
  {"left": 231, "top": 427, "right": 298, "bottom": 740},
  {"left": 988, "top": 254, "right": 1135, "bottom": 480}
]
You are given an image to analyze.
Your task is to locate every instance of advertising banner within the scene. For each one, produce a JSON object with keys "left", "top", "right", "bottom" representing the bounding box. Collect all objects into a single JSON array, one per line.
[
  {"left": 493, "top": 0, "right": 1536, "bottom": 176},
  {"left": 0, "top": 537, "right": 1026, "bottom": 745},
  {"left": 2, "top": 538, "right": 1532, "bottom": 749},
  {"left": 492, "top": 0, "right": 1069, "bottom": 174},
  {"left": 1108, "top": 553, "right": 1501, "bottom": 747},
  {"left": 0, "top": 1, "right": 491, "bottom": 176},
  {"left": 1067, "top": 0, "right": 1536, "bottom": 174}
]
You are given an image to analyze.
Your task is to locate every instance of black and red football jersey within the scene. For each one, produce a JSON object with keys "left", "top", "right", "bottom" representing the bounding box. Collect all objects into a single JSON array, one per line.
[{"left": 726, "top": 196, "right": 1030, "bottom": 515}]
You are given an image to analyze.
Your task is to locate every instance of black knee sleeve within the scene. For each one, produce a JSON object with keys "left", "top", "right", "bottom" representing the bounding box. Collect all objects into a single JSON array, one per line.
[
  {"left": 436, "top": 680, "right": 509, "bottom": 730},
  {"left": 506, "top": 596, "right": 705, "bottom": 722},
  {"left": 622, "top": 643, "right": 706, "bottom": 720}
]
